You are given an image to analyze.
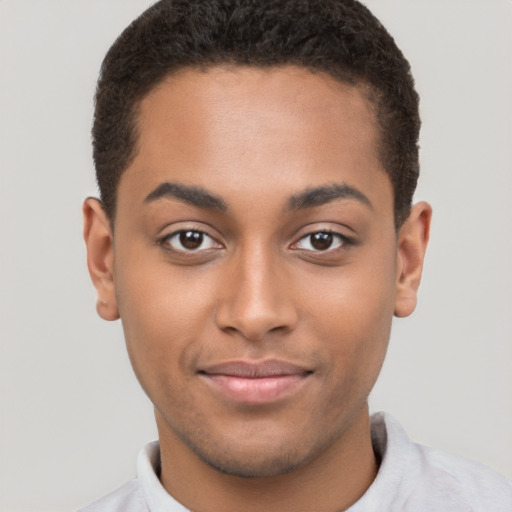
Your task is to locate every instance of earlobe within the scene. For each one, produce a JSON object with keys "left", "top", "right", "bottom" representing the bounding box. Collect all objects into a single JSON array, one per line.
[
  {"left": 394, "top": 202, "right": 432, "bottom": 318},
  {"left": 83, "top": 197, "right": 120, "bottom": 321}
]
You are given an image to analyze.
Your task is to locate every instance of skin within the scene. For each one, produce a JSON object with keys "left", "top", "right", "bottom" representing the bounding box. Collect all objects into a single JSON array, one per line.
[{"left": 84, "top": 66, "right": 431, "bottom": 512}]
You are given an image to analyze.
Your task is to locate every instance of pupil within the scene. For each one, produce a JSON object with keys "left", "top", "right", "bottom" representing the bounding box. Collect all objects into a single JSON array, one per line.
[
  {"left": 311, "top": 232, "right": 333, "bottom": 250},
  {"left": 180, "top": 231, "right": 203, "bottom": 249}
]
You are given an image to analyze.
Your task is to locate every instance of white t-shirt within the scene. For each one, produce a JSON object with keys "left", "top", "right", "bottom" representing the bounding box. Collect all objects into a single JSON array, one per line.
[{"left": 78, "top": 412, "right": 512, "bottom": 511}]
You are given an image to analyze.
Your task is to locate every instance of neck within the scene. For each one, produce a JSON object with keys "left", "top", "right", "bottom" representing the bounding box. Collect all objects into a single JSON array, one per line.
[{"left": 157, "top": 406, "right": 378, "bottom": 512}]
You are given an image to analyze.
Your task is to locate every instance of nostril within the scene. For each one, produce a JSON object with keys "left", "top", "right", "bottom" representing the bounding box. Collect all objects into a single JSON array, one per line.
[{"left": 269, "top": 324, "right": 292, "bottom": 334}]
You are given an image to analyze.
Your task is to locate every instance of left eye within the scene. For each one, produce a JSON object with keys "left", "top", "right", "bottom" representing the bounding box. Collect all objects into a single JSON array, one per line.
[
  {"left": 294, "top": 231, "right": 346, "bottom": 252},
  {"left": 162, "top": 230, "right": 219, "bottom": 252}
]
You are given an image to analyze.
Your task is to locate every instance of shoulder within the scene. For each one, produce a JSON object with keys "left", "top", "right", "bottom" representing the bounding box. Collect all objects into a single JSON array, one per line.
[
  {"left": 369, "top": 412, "right": 512, "bottom": 512},
  {"left": 77, "top": 441, "right": 189, "bottom": 512},
  {"left": 409, "top": 441, "right": 512, "bottom": 510},
  {"left": 77, "top": 479, "right": 148, "bottom": 512}
]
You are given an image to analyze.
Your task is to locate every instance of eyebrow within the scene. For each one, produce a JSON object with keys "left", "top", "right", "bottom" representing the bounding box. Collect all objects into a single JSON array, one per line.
[
  {"left": 144, "top": 182, "right": 228, "bottom": 211},
  {"left": 287, "top": 183, "right": 373, "bottom": 211}
]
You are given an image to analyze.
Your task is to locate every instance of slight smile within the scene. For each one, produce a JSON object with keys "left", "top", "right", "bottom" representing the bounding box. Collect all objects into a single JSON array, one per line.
[{"left": 199, "top": 360, "right": 313, "bottom": 405}]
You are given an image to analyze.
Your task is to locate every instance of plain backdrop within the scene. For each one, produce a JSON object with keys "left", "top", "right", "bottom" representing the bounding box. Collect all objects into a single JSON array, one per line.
[{"left": 1, "top": 1, "right": 511, "bottom": 510}]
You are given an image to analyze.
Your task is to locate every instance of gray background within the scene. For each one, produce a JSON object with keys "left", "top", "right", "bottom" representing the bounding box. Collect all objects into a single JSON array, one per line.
[{"left": 1, "top": 1, "right": 511, "bottom": 510}]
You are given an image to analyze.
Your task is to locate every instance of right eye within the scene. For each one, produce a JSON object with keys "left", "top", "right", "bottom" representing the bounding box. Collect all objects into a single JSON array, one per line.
[{"left": 160, "top": 230, "right": 220, "bottom": 253}]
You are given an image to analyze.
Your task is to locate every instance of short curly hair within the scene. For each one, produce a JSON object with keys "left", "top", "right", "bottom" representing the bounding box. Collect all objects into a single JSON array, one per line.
[{"left": 93, "top": 0, "right": 420, "bottom": 227}]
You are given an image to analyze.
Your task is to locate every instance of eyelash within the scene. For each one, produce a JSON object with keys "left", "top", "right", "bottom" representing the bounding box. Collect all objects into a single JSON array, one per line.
[
  {"left": 291, "top": 229, "right": 353, "bottom": 253},
  {"left": 159, "top": 229, "right": 220, "bottom": 253},
  {"left": 159, "top": 228, "right": 353, "bottom": 256}
]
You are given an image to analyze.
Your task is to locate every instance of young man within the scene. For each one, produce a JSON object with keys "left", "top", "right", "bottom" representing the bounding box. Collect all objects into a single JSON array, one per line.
[{"left": 81, "top": 1, "right": 512, "bottom": 510}]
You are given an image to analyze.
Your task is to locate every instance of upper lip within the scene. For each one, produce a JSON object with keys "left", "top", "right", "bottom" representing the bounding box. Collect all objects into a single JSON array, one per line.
[{"left": 199, "top": 360, "right": 311, "bottom": 378}]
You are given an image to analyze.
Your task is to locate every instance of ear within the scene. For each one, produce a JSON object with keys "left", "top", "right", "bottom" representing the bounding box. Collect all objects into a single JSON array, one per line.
[
  {"left": 83, "top": 197, "right": 119, "bottom": 321},
  {"left": 394, "top": 201, "right": 432, "bottom": 318}
]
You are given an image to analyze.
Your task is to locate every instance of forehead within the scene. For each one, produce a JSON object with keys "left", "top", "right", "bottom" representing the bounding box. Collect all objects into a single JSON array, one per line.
[
  {"left": 118, "top": 65, "right": 390, "bottom": 216},
  {"left": 137, "top": 65, "right": 378, "bottom": 163}
]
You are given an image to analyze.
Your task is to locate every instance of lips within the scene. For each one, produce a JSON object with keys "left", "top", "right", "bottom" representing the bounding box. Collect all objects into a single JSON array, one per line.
[{"left": 199, "top": 360, "right": 312, "bottom": 404}]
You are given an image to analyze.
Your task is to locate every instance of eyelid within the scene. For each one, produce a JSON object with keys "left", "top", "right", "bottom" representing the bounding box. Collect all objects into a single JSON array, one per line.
[
  {"left": 158, "top": 227, "right": 223, "bottom": 253},
  {"left": 290, "top": 228, "right": 354, "bottom": 253}
]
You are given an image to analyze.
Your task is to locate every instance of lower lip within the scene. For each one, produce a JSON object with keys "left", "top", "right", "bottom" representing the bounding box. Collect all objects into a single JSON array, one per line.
[{"left": 201, "top": 374, "right": 308, "bottom": 404}]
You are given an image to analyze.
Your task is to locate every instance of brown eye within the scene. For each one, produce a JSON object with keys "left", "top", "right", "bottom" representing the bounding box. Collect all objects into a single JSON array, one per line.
[
  {"left": 180, "top": 230, "right": 203, "bottom": 249},
  {"left": 162, "top": 230, "right": 219, "bottom": 252},
  {"left": 294, "top": 231, "right": 346, "bottom": 252},
  {"left": 310, "top": 232, "right": 333, "bottom": 251}
]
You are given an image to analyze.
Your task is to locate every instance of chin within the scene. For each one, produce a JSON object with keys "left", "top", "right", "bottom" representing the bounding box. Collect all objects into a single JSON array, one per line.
[
  {"left": 178, "top": 424, "right": 333, "bottom": 479},
  {"left": 194, "top": 445, "right": 311, "bottom": 479}
]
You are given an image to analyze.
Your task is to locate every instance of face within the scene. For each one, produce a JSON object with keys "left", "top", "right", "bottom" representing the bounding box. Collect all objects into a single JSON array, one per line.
[{"left": 87, "top": 66, "right": 423, "bottom": 478}]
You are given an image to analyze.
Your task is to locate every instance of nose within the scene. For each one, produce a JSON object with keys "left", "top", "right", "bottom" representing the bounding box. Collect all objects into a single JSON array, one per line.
[{"left": 215, "top": 243, "right": 298, "bottom": 341}]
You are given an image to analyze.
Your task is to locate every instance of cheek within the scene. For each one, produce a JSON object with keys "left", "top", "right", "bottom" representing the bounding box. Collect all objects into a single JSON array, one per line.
[
  {"left": 302, "top": 251, "right": 396, "bottom": 386},
  {"left": 113, "top": 257, "right": 218, "bottom": 383},
  {"left": 303, "top": 252, "right": 396, "bottom": 334}
]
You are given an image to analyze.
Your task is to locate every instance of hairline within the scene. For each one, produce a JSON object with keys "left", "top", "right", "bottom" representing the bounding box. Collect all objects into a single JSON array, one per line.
[{"left": 104, "top": 62, "right": 403, "bottom": 229}]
